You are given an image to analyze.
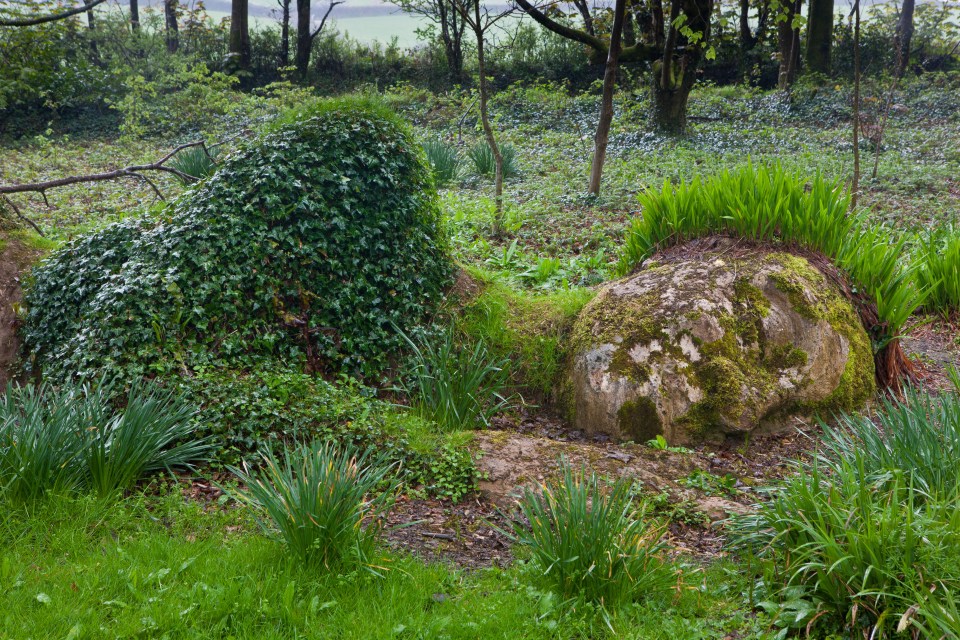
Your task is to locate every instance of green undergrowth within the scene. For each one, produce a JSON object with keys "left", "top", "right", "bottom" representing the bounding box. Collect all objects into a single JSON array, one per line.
[
  {"left": 455, "top": 267, "right": 594, "bottom": 403},
  {"left": 178, "top": 366, "right": 476, "bottom": 502},
  {"left": 0, "top": 491, "right": 770, "bottom": 639}
]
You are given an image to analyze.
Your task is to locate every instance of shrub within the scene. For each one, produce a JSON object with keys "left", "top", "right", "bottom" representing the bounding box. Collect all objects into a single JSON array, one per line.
[
  {"left": 423, "top": 139, "right": 461, "bottom": 187},
  {"left": 23, "top": 97, "right": 453, "bottom": 381},
  {"left": 168, "top": 145, "right": 219, "bottom": 184},
  {"left": 468, "top": 142, "right": 519, "bottom": 178},
  {"left": 179, "top": 366, "right": 477, "bottom": 500},
  {"left": 231, "top": 441, "right": 398, "bottom": 569},
  {"left": 397, "top": 325, "right": 514, "bottom": 432},
  {"left": 0, "top": 379, "right": 207, "bottom": 501},
  {"left": 507, "top": 460, "right": 674, "bottom": 606},
  {"left": 914, "top": 224, "right": 960, "bottom": 318},
  {"left": 617, "top": 165, "right": 923, "bottom": 344}
]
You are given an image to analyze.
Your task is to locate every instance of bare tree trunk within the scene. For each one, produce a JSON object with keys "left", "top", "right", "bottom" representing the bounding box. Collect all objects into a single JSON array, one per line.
[
  {"left": 472, "top": 3, "right": 504, "bottom": 229},
  {"left": 229, "top": 0, "right": 251, "bottom": 74},
  {"left": 739, "top": 0, "right": 755, "bottom": 49},
  {"left": 777, "top": 0, "right": 802, "bottom": 88},
  {"left": 895, "top": 0, "right": 915, "bottom": 77},
  {"left": 296, "top": 0, "right": 312, "bottom": 78},
  {"left": 86, "top": 6, "right": 100, "bottom": 60},
  {"left": 130, "top": 0, "right": 140, "bottom": 31},
  {"left": 650, "top": 0, "right": 709, "bottom": 133},
  {"left": 280, "top": 0, "right": 291, "bottom": 66},
  {"left": 588, "top": 0, "right": 626, "bottom": 195},
  {"left": 851, "top": 0, "right": 861, "bottom": 208},
  {"left": 165, "top": 0, "right": 180, "bottom": 54},
  {"left": 805, "top": 0, "right": 833, "bottom": 74}
]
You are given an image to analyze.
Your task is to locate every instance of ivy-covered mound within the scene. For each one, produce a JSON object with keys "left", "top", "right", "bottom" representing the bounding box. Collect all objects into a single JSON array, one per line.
[{"left": 23, "top": 98, "right": 453, "bottom": 380}]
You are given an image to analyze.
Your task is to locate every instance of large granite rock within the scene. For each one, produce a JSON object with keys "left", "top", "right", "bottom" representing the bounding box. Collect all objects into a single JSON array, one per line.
[{"left": 569, "top": 245, "right": 874, "bottom": 444}]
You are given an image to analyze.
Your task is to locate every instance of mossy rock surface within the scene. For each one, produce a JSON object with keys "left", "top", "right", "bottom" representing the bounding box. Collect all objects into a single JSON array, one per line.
[{"left": 569, "top": 242, "right": 875, "bottom": 444}]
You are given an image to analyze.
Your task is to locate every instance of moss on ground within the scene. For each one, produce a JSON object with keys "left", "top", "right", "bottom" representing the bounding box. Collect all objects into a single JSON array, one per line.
[{"left": 456, "top": 266, "right": 594, "bottom": 403}]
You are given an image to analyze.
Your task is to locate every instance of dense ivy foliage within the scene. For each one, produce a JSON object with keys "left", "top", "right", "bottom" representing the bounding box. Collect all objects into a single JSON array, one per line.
[{"left": 23, "top": 98, "right": 453, "bottom": 381}]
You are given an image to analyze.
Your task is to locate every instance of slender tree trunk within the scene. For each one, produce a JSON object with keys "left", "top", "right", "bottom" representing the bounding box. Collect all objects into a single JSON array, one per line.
[
  {"left": 165, "top": 0, "right": 180, "bottom": 54},
  {"left": 588, "top": 0, "right": 626, "bottom": 195},
  {"left": 280, "top": 0, "right": 291, "bottom": 67},
  {"left": 296, "top": 0, "right": 312, "bottom": 79},
  {"left": 438, "top": 0, "right": 464, "bottom": 81},
  {"left": 805, "top": 0, "right": 833, "bottom": 75},
  {"left": 894, "top": 0, "right": 915, "bottom": 77},
  {"left": 472, "top": 3, "right": 504, "bottom": 228},
  {"left": 130, "top": 0, "right": 140, "bottom": 31},
  {"left": 86, "top": 6, "right": 100, "bottom": 60},
  {"left": 777, "top": 0, "right": 802, "bottom": 88},
  {"left": 851, "top": 0, "right": 861, "bottom": 208},
  {"left": 651, "top": 0, "right": 665, "bottom": 50},
  {"left": 229, "top": 0, "right": 251, "bottom": 74},
  {"left": 739, "top": 0, "right": 756, "bottom": 49}
]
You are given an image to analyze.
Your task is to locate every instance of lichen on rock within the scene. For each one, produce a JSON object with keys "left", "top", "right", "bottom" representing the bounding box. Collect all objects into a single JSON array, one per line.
[{"left": 568, "top": 241, "right": 875, "bottom": 444}]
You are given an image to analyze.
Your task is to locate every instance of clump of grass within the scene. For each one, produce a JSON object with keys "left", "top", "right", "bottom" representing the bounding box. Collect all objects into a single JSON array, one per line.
[
  {"left": 468, "top": 142, "right": 519, "bottom": 178},
  {"left": 397, "top": 324, "right": 514, "bottom": 432},
  {"left": 169, "top": 145, "right": 219, "bottom": 184},
  {"left": 231, "top": 441, "right": 398, "bottom": 570},
  {"left": 422, "top": 139, "right": 461, "bottom": 187},
  {"left": 731, "top": 385, "right": 960, "bottom": 637},
  {"left": 817, "top": 381, "right": 960, "bottom": 500},
  {"left": 616, "top": 164, "right": 923, "bottom": 384},
  {"left": 507, "top": 460, "right": 674, "bottom": 606},
  {"left": 0, "top": 379, "right": 207, "bottom": 501},
  {"left": 914, "top": 223, "right": 960, "bottom": 318}
]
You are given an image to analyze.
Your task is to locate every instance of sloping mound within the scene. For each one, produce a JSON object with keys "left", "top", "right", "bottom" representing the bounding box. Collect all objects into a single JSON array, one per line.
[{"left": 23, "top": 98, "right": 453, "bottom": 380}]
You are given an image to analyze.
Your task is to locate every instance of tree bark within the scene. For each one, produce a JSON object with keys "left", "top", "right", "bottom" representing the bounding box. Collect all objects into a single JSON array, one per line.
[
  {"left": 229, "top": 0, "right": 251, "bottom": 74},
  {"left": 86, "top": 6, "right": 100, "bottom": 60},
  {"left": 588, "top": 0, "right": 626, "bottom": 195},
  {"left": 649, "top": 0, "right": 710, "bottom": 133},
  {"left": 437, "top": 0, "right": 465, "bottom": 80},
  {"left": 805, "top": 0, "right": 833, "bottom": 75},
  {"left": 0, "top": 0, "right": 107, "bottom": 26},
  {"left": 280, "top": 0, "right": 291, "bottom": 66},
  {"left": 165, "top": 0, "right": 180, "bottom": 54},
  {"left": 851, "top": 0, "right": 861, "bottom": 208},
  {"left": 894, "top": 0, "right": 914, "bottom": 77},
  {"left": 130, "top": 0, "right": 140, "bottom": 31},
  {"left": 777, "top": 0, "right": 802, "bottom": 89},
  {"left": 296, "top": 0, "right": 312, "bottom": 78},
  {"left": 472, "top": 2, "right": 504, "bottom": 226},
  {"left": 739, "top": 0, "right": 756, "bottom": 49}
]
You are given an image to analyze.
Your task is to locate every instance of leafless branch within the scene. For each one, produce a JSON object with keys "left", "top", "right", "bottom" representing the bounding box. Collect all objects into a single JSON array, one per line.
[
  {"left": 0, "top": 0, "right": 108, "bottom": 27},
  {"left": 310, "top": 1, "right": 343, "bottom": 41},
  {"left": 0, "top": 140, "right": 223, "bottom": 234},
  {"left": 0, "top": 196, "right": 45, "bottom": 237},
  {"left": 0, "top": 141, "right": 209, "bottom": 198}
]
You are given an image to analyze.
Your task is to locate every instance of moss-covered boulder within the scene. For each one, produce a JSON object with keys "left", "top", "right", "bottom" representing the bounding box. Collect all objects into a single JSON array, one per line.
[{"left": 569, "top": 243, "right": 875, "bottom": 444}]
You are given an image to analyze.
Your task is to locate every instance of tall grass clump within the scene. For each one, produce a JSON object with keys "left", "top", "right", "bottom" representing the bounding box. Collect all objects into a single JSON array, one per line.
[
  {"left": 422, "top": 139, "right": 461, "bottom": 187},
  {"left": 231, "top": 441, "right": 398, "bottom": 570},
  {"left": 169, "top": 145, "right": 219, "bottom": 184},
  {"left": 468, "top": 142, "right": 519, "bottom": 178},
  {"left": 398, "top": 325, "right": 514, "bottom": 432},
  {"left": 617, "top": 164, "right": 923, "bottom": 386},
  {"left": 732, "top": 385, "right": 960, "bottom": 637},
  {"left": 914, "top": 224, "right": 960, "bottom": 318},
  {"left": 507, "top": 460, "right": 674, "bottom": 607},
  {"left": 817, "top": 382, "right": 960, "bottom": 499},
  {"left": 0, "top": 380, "right": 207, "bottom": 501}
]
